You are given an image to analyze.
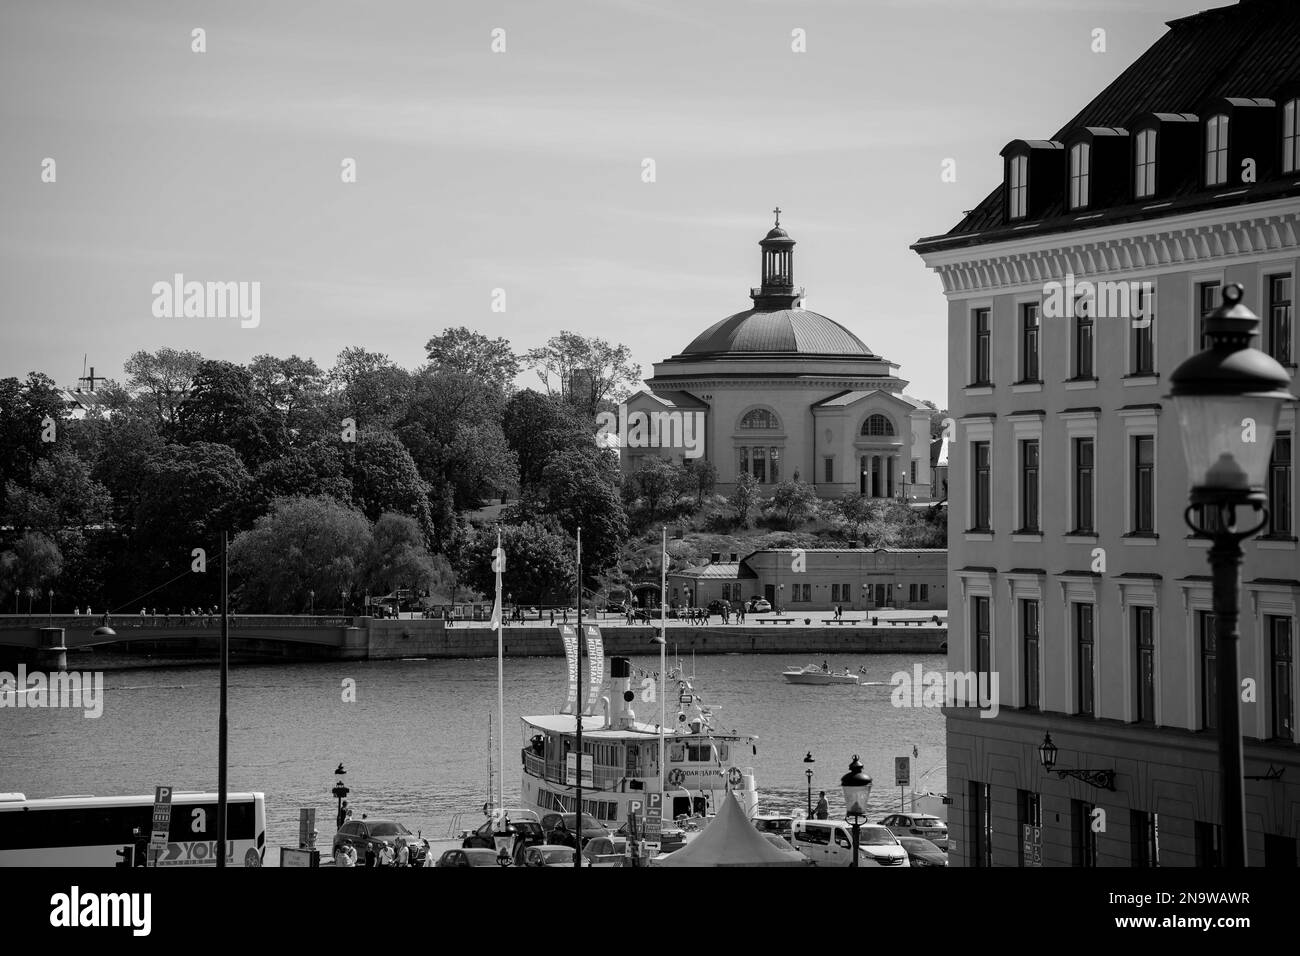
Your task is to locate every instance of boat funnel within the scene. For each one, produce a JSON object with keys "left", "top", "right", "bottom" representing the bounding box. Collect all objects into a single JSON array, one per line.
[{"left": 610, "top": 656, "right": 636, "bottom": 729}]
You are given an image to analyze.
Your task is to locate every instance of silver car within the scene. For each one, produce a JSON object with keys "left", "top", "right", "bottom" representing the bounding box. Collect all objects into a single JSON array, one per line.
[{"left": 877, "top": 813, "right": 948, "bottom": 851}]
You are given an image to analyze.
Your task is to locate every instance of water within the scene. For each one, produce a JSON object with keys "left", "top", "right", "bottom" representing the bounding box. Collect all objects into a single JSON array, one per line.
[{"left": 0, "top": 653, "right": 945, "bottom": 849}]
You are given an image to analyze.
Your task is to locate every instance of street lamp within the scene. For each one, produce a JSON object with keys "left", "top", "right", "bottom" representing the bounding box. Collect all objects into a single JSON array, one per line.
[
  {"left": 803, "top": 751, "right": 815, "bottom": 816},
  {"left": 1168, "top": 283, "right": 1296, "bottom": 868},
  {"left": 332, "top": 763, "right": 350, "bottom": 830},
  {"left": 340, "top": 588, "right": 348, "bottom": 616},
  {"left": 308, "top": 589, "right": 314, "bottom": 617},
  {"left": 1037, "top": 731, "right": 1115, "bottom": 791},
  {"left": 840, "top": 755, "right": 873, "bottom": 868}
]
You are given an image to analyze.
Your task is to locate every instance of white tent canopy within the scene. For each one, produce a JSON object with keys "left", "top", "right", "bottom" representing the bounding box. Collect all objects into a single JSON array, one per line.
[{"left": 655, "top": 793, "right": 808, "bottom": 867}]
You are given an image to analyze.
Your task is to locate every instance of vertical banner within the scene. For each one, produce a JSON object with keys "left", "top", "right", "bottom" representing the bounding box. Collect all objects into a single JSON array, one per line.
[
  {"left": 559, "top": 624, "right": 580, "bottom": 715},
  {"left": 582, "top": 624, "right": 604, "bottom": 717}
]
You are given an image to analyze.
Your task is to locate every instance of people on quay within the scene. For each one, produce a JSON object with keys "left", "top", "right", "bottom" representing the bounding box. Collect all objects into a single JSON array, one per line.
[
  {"left": 336, "top": 800, "right": 349, "bottom": 829},
  {"left": 377, "top": 841, "right": 395, "bottom": 867},
  {"left": 334, "top": 843, "right": 357, "bottom": 867},
  {"left": 74, "top": 606, "right": 80, "bottom": 616},
  {"left": 815, "top": 792, "right": 829, "bottom": 820}
]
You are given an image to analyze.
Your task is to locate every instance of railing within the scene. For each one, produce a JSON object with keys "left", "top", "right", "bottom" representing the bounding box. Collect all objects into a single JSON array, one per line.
[
  {"left": 520, "top": 750, "right": 626, "bottom": 792},
  {"left": 0, "top": 613, "right": 356, "bottom": 629}
]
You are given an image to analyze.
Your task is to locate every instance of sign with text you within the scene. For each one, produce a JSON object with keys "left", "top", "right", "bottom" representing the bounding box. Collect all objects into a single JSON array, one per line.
[{"left": 149, "top": 786, "right": 173, "bottom": 865}]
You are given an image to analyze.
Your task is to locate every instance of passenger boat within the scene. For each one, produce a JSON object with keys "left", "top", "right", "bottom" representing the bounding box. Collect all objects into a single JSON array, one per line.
[
  {"left": 782, "top": 664, "right": 860, "bottom": 685},
  {"left": 520, "top": 656, "right": 760, "bottom": 827}
]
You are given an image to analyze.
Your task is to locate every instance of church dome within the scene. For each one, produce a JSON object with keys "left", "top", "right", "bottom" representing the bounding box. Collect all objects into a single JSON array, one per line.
[{"left": 681, "top": 308, "right": 873, "bottom": 356}]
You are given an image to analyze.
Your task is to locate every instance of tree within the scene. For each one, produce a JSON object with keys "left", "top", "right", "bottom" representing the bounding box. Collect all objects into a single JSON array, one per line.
[
  {"left": 344, "top": 429, "right": 433, "bottom": 536},
  {"left": 633, "top": 457, "right": 679, "bottom": 516},
  {"left": 365, "top": 513, "right": 440, "bottom": 597},
  {"left": 863, "top": 500, "right": 909, "bottom": 549},
  {"left": 922, "top": 400, "right": 950, "bottom": 440},
  {"left": 176, "top": 360, "right": 275, "bottom": 468},
  {"left": 456, "top": 522, "right": 575, "bottom": 606},
  {"left": 249, "top": 354, "right": 327, "bottom": 438},
  {"left": 123, "top": 348, "right": 203, "bottom": 428},
  {"left": 503, "top": 389, "right": 590, "bottom": 493},
  {"left": 524, "top": 331, "right": 642, "bottom": 417},
  {"left": 534, "top": 448, "right": 628, "bottom": 575},
  {"left": 253, "top": 440, "right": 352, "bottom": 506},
  {"left": 228, "top": 496, "right": 373, "bottom": 612},
  {"left": 89, "top": 412, "right": 166, "bottom": 525},
  {"left": 0, "top": 372, "right": 66, "bottom": 492},
  {"left": 327, "top": 347, "right": 412, "bottom": 430},
  {"left": 681, "top": 458, "right": 717, "bottom": 505},
  {"left": 0, "top": 532, "right": 64, "bottom": 607},
  {"left": 730, "top": 472, "right": 759, "bottom": 528},
  {"left": 770, "top": 479, "right": 819, "bottom": 527},
  {"left": 424, "top": 327, "right": 519, "bottom": 394},
  {"left": 4, "top": 447, "right": 112, "bottom": 541}
]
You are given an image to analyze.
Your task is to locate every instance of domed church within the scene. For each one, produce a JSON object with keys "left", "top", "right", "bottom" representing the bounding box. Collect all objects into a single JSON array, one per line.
[{"left": 618, "top": 212, "right": 935, "bottom": 500}]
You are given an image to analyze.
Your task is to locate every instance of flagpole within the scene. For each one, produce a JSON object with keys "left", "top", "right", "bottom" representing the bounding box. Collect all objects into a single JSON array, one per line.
[
  {"left": 660, "top": 527, "right": 667, "bottom": 825},
  {"left": 574, "top": 526, "right": 583, "bottom": 869},
  {"left": 495, "top": 530, "right": 505, "bottom": 815}
]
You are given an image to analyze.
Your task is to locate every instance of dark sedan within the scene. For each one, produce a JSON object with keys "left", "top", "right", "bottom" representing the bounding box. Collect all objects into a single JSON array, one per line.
[
  {"left": 332, "top": 819, "right": 428, "bottom": 866},
  {"left": 897, "top": 836, "right": 948, "bottom": 867}
]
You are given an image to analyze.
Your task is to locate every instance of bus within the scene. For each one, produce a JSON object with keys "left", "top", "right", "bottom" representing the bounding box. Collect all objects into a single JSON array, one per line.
[{"left": 0, "top": 792, "right": 267, "bottom": 867}]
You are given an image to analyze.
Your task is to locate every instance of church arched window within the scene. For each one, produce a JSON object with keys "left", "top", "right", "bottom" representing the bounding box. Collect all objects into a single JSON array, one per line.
[
  {"left": 861, "top": 414, "right": 895, "bottom": 437},
  {"left": 739, "top": 408, "right": 781, "bottom": 430}
]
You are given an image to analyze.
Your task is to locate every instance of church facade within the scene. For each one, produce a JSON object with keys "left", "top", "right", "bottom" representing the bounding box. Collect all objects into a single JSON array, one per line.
[{"left": 619, "top": 214, "right": 935, "bottom": 500}]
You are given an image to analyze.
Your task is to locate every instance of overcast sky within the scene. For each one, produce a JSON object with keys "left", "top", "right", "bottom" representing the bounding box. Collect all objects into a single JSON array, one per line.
[{"left": 0, "top": 0, "right": 1218, "bottom": 406}]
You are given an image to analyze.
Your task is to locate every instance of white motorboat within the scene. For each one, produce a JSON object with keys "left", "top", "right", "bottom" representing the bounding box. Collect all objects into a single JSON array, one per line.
[{"left": 781, "top": 664, "right": 860, "bottom": 685}]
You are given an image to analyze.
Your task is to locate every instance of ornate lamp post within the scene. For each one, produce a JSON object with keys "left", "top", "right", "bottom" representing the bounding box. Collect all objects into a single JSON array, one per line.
[
  {"left": 803, "top": 751, "right": 815, "bottom": 815},
  {"left": 840, "top": 755, "right": 872, "bottom": 868},
  {"left": 332, "top": 763, "right": 350, "bottom": 830},
  {"left": 1037, "top": 732, "right": 1115, "bottom": 790},
  {"left": 1168, "top": 283, "right": 1296, "bottom": 868}
]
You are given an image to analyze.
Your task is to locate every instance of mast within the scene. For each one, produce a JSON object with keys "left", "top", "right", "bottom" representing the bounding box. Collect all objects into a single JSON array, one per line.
[
  {"left": 495, "top": 530, "right": 505, "bottom": 815},
  {"left": 487, "top": 711, "right": 494, "bottom": 813},
  {"left": 574, "top": 527, "right": 583, "bottom": 868},
  {"left": 660, "top": 527, "right": 667, "bottom": 837}
]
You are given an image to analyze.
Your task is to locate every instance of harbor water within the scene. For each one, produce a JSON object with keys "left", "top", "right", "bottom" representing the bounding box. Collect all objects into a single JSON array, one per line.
[{"left": 0, "top": 652, "right": 945, "bottom": 850}]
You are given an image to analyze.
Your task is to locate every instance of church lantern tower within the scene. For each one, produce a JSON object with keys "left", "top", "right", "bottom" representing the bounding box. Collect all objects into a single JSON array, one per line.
[{"left": 751, "top": 206, "right": 804, "bottom": 310}]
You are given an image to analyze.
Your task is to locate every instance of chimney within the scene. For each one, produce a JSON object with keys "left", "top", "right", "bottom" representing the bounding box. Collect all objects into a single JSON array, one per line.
[{"left": 610, "top": 657, "right": 636, "bottom": 729}]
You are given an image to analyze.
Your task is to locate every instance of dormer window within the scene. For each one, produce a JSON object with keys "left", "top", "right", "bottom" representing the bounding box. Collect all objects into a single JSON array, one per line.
[
  {"left": 1134, "top": 128, "right": 1157, "bottom": 198},
  {"left": 1205, "top": 113, "right": 1230, "bottom": 186},
  {"left": 1069, "top": 142, "right": 1091, "bottom": 209},
  {"left": 1284, "top": 97, "right": 1299, "bottom": 173},
  {"left": 1008, "top": 154, "right": 1028, "bottom": 219}
]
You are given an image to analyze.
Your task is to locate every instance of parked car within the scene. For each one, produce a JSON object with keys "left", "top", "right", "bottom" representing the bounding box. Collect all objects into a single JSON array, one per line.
[
  {"left": 605, "top": 602, "right": 628, "bottom": 614},
  {"left": 763, "top": 833, "right": 811, "bottom": 862},
  {"left": 877, "top": 813, "right": 949, "bottom": 851},
  {"left": 748, "top": 598, "right": 772, "bottom": 613},
  {"left": 752, "top": 813, "right": 795, "bottom": 844},
  {"left": 462, "top": 815, "right": 544, "bottom": 852},
  {"left": 436, "top": 847, "right": 508, "bottom": 867},
  {"left": 582, "top": 836, "right": 626, "bottom": 866},
  {"left": 791, "top": 819, "right": 909, "bottom": 867},
  {"left": 897, "top": 835, "right": 948, "bottom": 867},
  {"left": 522, "top": 844, "right": 583, "bottom": 867},
  {"left": 610, "top": 819, "right": 685, "bottom": 854},
  {"left": 332, "top": 818, "right": 429, "bottom": 865},
  {"left": 541, "top": 812, "right": 611, "bottom": 847}
]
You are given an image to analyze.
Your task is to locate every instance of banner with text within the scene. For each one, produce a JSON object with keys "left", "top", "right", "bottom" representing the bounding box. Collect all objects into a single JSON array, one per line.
[
  {"left": 559, "top": 625, "right": 579, "bottom": 715},
  {"left": 582, "top": 624, "right": 604, "bottom": 717}
]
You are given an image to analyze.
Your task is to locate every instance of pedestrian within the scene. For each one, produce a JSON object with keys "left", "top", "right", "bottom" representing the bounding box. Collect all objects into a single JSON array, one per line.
[
  {"left": 815, "top": 791, "right": 829, "bottom": 820},
  {"left": 395, "top": 837, "right": 409, "bottom": 867},
  {"left": 337, "top": 800, "right": 349, "bottom": 830},
  {"left": 377, "top": 842, "right": 395, "bottom": 867},
  {"left": 550, "top": 609, "right": 555, "bottom": 626},
  {"left": 562, "top": 607, "right": 568, "bottom": 624},
  {"left": 334, "top": 843, "right": 356, "bottom": 867},
  {"left": 74, "top": 606, "right": 80, "bottom": 616}
]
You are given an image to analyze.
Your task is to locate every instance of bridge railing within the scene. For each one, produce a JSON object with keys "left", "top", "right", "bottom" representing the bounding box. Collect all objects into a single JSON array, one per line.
[{"left": 0, "top": 613, "right": 357, "bottom": 629}]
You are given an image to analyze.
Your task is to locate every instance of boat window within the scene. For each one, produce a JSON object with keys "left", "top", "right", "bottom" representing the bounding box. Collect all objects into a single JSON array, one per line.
[
  {"left": 717, "top": 744, "right": 730, "bottom": 761},
  {"left": 669, "top": 744, "right": 685, "bottom": 762},
  {"left": 685, "top": 743, "right": 714, "bottom": 762}
]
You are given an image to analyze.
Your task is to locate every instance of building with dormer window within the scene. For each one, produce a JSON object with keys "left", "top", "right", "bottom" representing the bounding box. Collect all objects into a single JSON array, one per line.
[
  {"left": 619, "top": 213, "right": 936, "bottom": 500},
  {"left": 914, "top": 0, "right": 1300, "bottom": 868}
]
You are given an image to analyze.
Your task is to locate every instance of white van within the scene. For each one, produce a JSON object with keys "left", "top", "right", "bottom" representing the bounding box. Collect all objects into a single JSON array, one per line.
[{"left": 791, "top": 819, "right": 909, "bottom": 867}]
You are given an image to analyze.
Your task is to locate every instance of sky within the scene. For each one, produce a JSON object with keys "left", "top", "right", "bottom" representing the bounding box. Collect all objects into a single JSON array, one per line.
[{"left": 0, "top": 0, "right": 1223, "bottom": 407}]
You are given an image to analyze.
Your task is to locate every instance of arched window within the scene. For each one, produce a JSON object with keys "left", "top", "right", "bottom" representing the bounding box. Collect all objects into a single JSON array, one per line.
[
  {"left": 739, "top": 408, "right": 780, "bottom": 430},
  {"left": 1134, "top": 127, "right": 1157, "bottom": 198},
  {"left": 861, "top": 414, "right": 895, "bottom": 437},
  {"left": 1284, "top": 98, "right": 1299, "bottom": 174},
  {"left": 1205, "top": 114, "right": 1229, "bottom": 186}
]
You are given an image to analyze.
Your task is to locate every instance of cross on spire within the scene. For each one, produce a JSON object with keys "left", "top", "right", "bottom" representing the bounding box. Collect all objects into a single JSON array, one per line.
[
  {"left": 78, "top": 366, "right": 103, "bottom": 392},
  {"left": 772, "top": 206, "right": 782, "bottom": 227}
]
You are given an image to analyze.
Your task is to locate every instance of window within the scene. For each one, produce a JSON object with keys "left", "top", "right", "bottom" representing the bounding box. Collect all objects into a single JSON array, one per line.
[
  {"left": 1069, "top": 142, "right": 1091, "bottom": 209},
  {"left": 1132, "top": 285, "right": 1155, "bottom": 375},
  {"left": 973, "top": 441, "right": 992, "bottom": 531},
  {"left": 969, "top": 781, "right": 992, "bottom": 868},
  {"left": 1205, "top": 114, "right": 1229, "bottom": 186},
  {"left": 1076, "top": 603, "right": 1095, "bottom": 716},
  {"left": 1269, "top": 432, "right": 1292, "bottom": 536},
  {"left": 1131, "top": 811, "right": 1160, "bottom": 867},
  {"left": 1198, "top": 280, "right": 1221, "bottom": 349},
  {"left": 823, "top": 457, "right": 834, "bottom": 483},
  {"left": 1020, "top": 303, "right": 1040, "bottom": 382},
  {"left": 910, "top": 459, "right": 918, "bottom": 485},
  {"left": 1008, "top": 154, "right": 1028, "bottom": 220},
  {"left": 1073, "top": 800, "right": 1098, "bottom": 867},
  {"left": 685, "top": 742, "right": 714, "bottom": 762},
  {"left": 972, "top": 308, "right": 991, "bottom": 385},
  {"left": 1268, "top": 274, "right": 1292, "bottom": 366},
  {"left": 1134, "top": 127, "right": 1157, "bottom": 198},
  {"left": 1135, "top": 606, "right": 1155, "bottom": 723},
  {"left": 792, "top": 584, "right": 811, "bottom": 603},
  {"left": 1020, "top": 439, "right": 1040, "bottom": 532},
  {"left": 920, "top": 583, "right": 928, "bottom": 602},
  {"left": 1074, "top": 437, "right": 1095, "bottom": 533},
  {"left": 1018, "top": 790, "right": 1042, "bottom": 867},
  {"left": 973, "top": 596, "right": 990, "bottom": 678},
  {"left": 1023, "top": 599, "right": 1040, "bottom": 710},
  {"left": 737, "top": 446, "right": 779, "bottom": 484},
  {"left": 861, "top": 414, "right": 895, "bottom": 437},
  {"left": 1073, "top": 300, "right": 1094, "bottom": 378},
  {"left": 1271, "top": 617, "right": 1294, "bottom": 741},
  {"left": 1196, "top": 821, "right": 1222, "bottom": 867},
  {"left": 1200, "top": 611, "right": 1218, "bottom": 731},
  {"left": 1285, "top": 98, "right": 1300, "bottom": 174},
  {"left": 740, "top": 408, "right": 780, "bottom": 430},
  {"left": 1133, "top": 435, "right": 1155, "bottom": 533},
  {"left": 909, "top": 584, "right": 918, "bottom": 603}
]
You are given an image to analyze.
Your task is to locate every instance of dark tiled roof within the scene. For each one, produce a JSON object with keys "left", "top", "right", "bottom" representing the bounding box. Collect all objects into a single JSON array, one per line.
[
  {"left": 916, "top": 0, "right": 1300, "bottom": 250},
  {"left": 678, "top": 309, "right": 874, "bottom": 357}
]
